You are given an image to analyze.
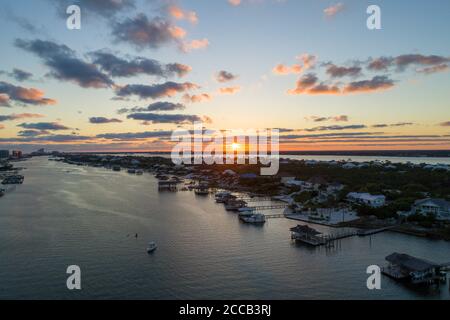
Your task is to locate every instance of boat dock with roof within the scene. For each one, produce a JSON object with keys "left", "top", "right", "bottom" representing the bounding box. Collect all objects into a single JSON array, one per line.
[{"left": 382, "top": 253, "right": 449, "bottom": 285}]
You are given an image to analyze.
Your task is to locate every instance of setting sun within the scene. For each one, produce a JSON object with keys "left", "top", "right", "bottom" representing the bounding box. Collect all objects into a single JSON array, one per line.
[{"left": 231, "top": 143, "right": 241, "bottom": 151}]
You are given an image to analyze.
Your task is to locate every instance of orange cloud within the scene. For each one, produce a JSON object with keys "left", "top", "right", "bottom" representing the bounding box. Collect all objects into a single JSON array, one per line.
[
  {"left": 0, "top": 94, "right": 9, "bottom": 106},
  {"left": 296, "top": 54, "right": 317, "bottom": 69},
  {"left": 168, "top": 5, "right": 198, "bottom": 24},
  {"left": 324, "top": 3, "right": 345, "bottom": 18},
  {"left": 183, "top": 93, "right": 213, "bottom": 103},
  {"left": 288, "top": 73, "right": 321, "bottom": 95},
  {"left": 181, "top": 38, "right": 209, "bottom": 52},
  {"left": 218, "top": 86, "right": 241, "bottom": 94},
  {"left": 18, "top": 87, "right": 57, "bottom": 105},
  {"left": 169, "top": 26, "right": 187, "bottom": 39},
  {"left": 228, "top": 0, "right": 242, "bottom": 6},
  {"left": 273, "top": 64, "right": 302, "bottom": 75}
]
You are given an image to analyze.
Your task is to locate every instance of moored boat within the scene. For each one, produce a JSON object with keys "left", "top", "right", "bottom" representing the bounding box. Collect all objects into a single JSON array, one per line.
[
  {"left": 225, "top": 199, "right": 247, "bottom": 211},
  {"left": 215, "top": 191, "right": 234, "bottom": 203},
  {"left": 240, "top": 213, "right": 266, "bottom": 224},
  {"left": 147, "top": 242, "right": 158, "bottom": 254}
]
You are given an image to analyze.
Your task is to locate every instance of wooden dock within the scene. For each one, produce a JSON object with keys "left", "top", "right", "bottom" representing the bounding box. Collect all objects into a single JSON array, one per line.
[
  {"left": 247, "top": 204, "right": 288, "bottom": 211},
  {"left": 357, "top": 226, "right": 395, "bottom": 236}
]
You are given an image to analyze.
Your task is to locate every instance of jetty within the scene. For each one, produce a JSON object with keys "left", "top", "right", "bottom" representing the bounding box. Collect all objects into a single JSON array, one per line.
[
  {"left": 246, "top": 204, "right": 288, "bottom": 211},
  {"left": 357, "top": 226, "right": 395, "bottom": 236},
  {"left": 290, "top": 224, "right": 395, "bottom": 247}
]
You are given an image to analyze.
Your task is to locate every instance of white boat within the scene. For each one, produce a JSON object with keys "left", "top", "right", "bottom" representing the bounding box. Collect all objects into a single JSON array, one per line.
[{"left": 147, "top": 242, "right": 157, "bottom": 253}]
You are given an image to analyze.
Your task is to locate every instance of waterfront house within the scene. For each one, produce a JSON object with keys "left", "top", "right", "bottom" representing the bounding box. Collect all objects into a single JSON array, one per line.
[
  {"left": 383, "top": 253, "right": 446, "bottom": 285},
  {"left": 347, "top": 192, "right": 386, "bottom": 208},
  {"left": 240, "top": 173, "right": 258, "bottom": 179},
  {"left": 342, "top": 163, "right": 357, "bottom": 169},
  {"left": 327, "top": 182, "right": 344, "bottom": 193},
  {"left": 411, "top": 198, "right": 450, "bottom": 221},
  {"left": 281, "top": 177, "right": 305, "bottom": 188}
]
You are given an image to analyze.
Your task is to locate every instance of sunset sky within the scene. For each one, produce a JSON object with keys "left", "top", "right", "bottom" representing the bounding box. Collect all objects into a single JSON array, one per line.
[{"left": 0, "top": 0, "right": 449, "bottom": 152}]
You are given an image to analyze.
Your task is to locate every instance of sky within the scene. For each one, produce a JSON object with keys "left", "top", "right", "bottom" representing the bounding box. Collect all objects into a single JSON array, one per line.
[{"left": 0, "top": 0, "right": 449, "bottom": 153}]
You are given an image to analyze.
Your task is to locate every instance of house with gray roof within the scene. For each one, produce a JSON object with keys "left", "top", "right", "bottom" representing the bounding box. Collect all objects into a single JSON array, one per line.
[{"left": 411, "top": 198, "right": 450, "bottom": 221}]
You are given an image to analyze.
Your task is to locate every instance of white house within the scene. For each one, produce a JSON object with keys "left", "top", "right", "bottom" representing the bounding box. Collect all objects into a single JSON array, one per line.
[
  {"left": 327, "top": 182, "right": 344, "bottom": 193},
  {"left": 411, "top": 198, "right": 450, "bottom": 221},
  {"left": 281, "top": 177, "right": 306, "bottom": 188},
  {"left": 347, "top": 192, "right": 386, "bottom": 208},
  {"left": 342, "top": 163, "right": 357, "bottom": 169}
]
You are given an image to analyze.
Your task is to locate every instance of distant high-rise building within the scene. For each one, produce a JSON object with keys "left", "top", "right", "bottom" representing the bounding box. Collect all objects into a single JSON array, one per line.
[
  {"left": 12, "top": 150, "right": 22, "bottom": 159},
  {"left": 0, "top": 150, "right": 9, "bottom": 159}
]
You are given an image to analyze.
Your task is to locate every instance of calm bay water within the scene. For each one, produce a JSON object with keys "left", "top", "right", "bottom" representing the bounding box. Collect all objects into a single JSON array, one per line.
[{"left": 0, "top": 157, "right": 449, "bottom": 300}]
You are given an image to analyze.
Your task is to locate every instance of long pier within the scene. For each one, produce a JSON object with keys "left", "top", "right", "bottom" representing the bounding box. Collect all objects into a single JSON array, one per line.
[
  {"left": 292, "top": 226, "right": 393, "bottom": 247},
  {"left": 250, "top": 204, "right": 287, "bottom": 210},
  {"left": 357, "top": 226, "right": 395, "bottom": 236},
  {"left": 236, "top": 197, "right": 273, "bottom": 202}
]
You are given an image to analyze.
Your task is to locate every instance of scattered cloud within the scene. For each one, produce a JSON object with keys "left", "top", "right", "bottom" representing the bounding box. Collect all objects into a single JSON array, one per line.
[
  {"left": 0, "top": 94, "right": 10, "bottom": 107},
  {"left": 2, "top": 68, "right": 34, "bottom": 82},
  {"left": 115, "top": 82, "right": 199, "bottom": 100},
  {"left": 343, "top": 76, "right": 395, "bottom": 94},
  {"left": 273, "top": 64, "right": 302, "bottom": 75},
  {"left": 111, "top": 14, "right": 185, "bottom": 50},
  {"left": 417, "top": 64, "right": 449, "bottom": 75},
  {"left": 307, "top": 115, "right": 349, "bottom": 122},
  {"left": 367, "top": 54, "right": 450, "bottom": 72},
  {"left": 0, "top": 113, "right": 44, "bottom": 122},
  {"left": 183, "top": 93, "right": 213, "bottom": 103},
  {"left": 89, "top": 51, "right": 192, "bottom": 78},
  {"left": 326, "top": 64, "right": 362, "bottom": 78},
  {"left": 111, "top": 14, "right": 207, "bottom": 52},
  {"left": 288, "top": 73, "right": 339, "bottom": 95},
  {"left": 228, "top": 0, "right": 242, "bottom": 6},
  {"left": 89, "top": 117, "right": 123, "bottom": 124},
  {"left": 18, "top": 129, "right": 51, "bottom": 137},
  {"left": 16, "top": 39, "right": 113, "bottom": 89},
  {"left": 0, "top": 81, "right": 56, "bottom": 106},
  {"left": 216, "top": 70, "right": 238, "bottom": 83},
  {"left": 18, "top": 122, "right": 70, "bottom": 131},
  {"left": 118, "top": 102, "right": 186, "bottom": 114},
  {"left": 181, "top": 38, "right": 209, "bottom": 52},
  {"left": 297, "top": 54, "right": 317, "bottom": 69},
  {"left": 218, "top": 86, "right": 241, "bottom": 95},
  {"left": 304, "top": 125, "right": 367, "bottom": 132},
  {"left": 324, "top": 3, "right": 345, "bottom": 18},
  {"left": 127, "top": 113, "right": 204, "bottom": 124},
  {"left": 168, "top": 5, "right": 198, "bottom": 24},
  {"left": 372, "top": 122, "right": 414, "bottom": 128},
  {"left": 439, "top": 121, "right": 450, "bottom": 127}
]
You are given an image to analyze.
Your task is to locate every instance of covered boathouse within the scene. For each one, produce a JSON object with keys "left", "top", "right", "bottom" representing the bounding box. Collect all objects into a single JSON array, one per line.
[{"left": 382, "top": 252, "right": 447, "bottom": 285}]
